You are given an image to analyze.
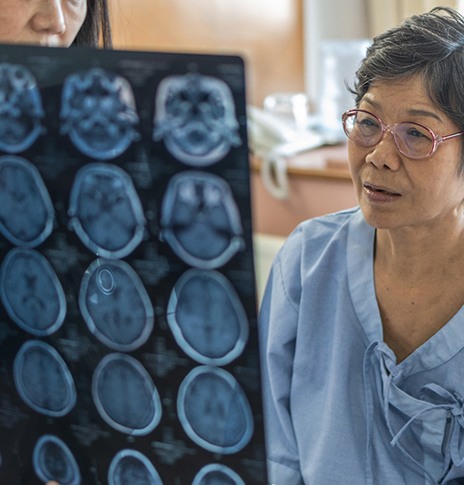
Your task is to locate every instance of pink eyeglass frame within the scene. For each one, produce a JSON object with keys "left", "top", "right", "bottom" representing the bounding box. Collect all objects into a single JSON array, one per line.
[{"left": 342, "top": 108, "right": 464, "bottom": 159}]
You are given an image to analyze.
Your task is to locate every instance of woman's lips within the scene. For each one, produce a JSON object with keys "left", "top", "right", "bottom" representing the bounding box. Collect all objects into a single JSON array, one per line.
[{"left": 363, "top": 182, "right": 402, "bottom": 202}]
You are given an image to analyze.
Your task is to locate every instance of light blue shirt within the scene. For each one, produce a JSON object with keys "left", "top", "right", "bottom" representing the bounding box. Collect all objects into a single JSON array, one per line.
[{"left": 259, "top": 208, "right": 464, "bottom": 484}]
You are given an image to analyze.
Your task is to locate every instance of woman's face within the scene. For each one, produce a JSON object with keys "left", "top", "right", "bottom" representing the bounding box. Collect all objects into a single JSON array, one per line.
[
  {"left": 0, "top": 0, "right": 87, "bottom": 47},
  {"left": 348, "top": 75, "right": 464, "bottom": 232}
]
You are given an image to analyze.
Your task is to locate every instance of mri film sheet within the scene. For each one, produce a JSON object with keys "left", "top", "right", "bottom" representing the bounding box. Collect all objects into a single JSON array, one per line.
[{"left": 0, "top": 44, "right": 266, "bottom": 485}]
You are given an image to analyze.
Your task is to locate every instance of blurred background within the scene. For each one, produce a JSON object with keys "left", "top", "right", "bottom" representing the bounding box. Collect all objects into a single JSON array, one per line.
[{"left": 109, "top": 0, "right": 463, "bottom": 300}]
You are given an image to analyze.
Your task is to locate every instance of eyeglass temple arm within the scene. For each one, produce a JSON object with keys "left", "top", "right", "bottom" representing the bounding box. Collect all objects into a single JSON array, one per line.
[{"left": 440, "top": 131, "right": 464, "bottom": 142}]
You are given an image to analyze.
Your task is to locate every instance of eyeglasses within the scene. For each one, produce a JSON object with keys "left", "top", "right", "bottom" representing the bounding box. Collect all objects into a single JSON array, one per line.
[{"left": 341, "top": 109, "right": 464, "bottom": 159}]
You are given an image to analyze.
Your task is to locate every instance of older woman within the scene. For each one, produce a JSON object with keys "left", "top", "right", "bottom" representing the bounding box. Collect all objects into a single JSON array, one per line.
[{"left": 259, "top": 7, "right": 464, "bottom": 484}]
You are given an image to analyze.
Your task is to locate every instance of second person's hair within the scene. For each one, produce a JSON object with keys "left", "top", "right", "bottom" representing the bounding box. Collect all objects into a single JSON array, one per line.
[{"left": 72, "top": 0, "right": 112, "bottom": 48}]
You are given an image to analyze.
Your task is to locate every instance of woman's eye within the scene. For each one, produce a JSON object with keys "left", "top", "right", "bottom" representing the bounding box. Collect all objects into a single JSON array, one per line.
[
  {"left": 406, "top": 127, "right": 430, "bottom": 140},
  {"left": 357, "top": 116, "right": 380, "bottom": 130},
  {"left": 360, "top": 118, "right": 376, "bottom": 127}
]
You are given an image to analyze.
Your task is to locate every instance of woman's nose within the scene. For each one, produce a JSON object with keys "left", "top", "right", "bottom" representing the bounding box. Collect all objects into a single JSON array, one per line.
[
  {"left": 30, "top": 0, "right": 66, "bottom": 36},
  {"left": 365, "top": 132, "right": 402, "bottom": 170}
]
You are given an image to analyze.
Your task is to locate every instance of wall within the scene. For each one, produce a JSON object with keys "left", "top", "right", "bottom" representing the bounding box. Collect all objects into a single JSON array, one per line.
[
  {"left": 303, "top": 0, "right": 369, "bottom": 105},
  {"left": 110, "top": 0, "right": 305, "bottom": 107}
]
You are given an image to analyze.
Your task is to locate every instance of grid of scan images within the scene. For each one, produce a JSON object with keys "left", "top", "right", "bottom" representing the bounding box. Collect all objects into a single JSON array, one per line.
[{"left": 0, "top": 44, "right": 267, "bottom": 484}]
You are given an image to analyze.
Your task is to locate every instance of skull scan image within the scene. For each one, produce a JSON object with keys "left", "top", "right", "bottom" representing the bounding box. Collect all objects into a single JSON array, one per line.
[
  {"left": 0, "top": 156, "right": 54, "bottom": 247},
  {"left": 177, "top": 366, "right": 254, "bottom": 454},
  {"left": 108, "top": 449, "right": 163, "bottom": 485},
  {"left": 0, "top": 63, "right": 44, "bottom": 153},
  {"left": 192, "top": 463, "right": 245, "bottom": 485},
  {"left": 33, "top": 435, "right": 81, "bottom": 485},
  {"left": 0, "top": 248, "right": 66, "bottom": 336},
  {"left": 13, "top": 340, "right": 77, "bottom": 417},
  {"left": 79, "top": 258, "right": 154, "bottom": 352},
  {"left": 60, "top": 68, "right": 139, "bottom": 160},
  {"left": 167, "top": 269, "right": 248, "bottom": 365},
  {"left": 92, "top": 353, "right": 162, "bottom": 436},
  {"left": 161, "top": 172, "right": 244, "bottom": 269},
  {"left": 68, "top": 163, "right": 146, "bottom": 259},
  {"left": 153, "top": 73, "right": 241, "bottom": 166}
]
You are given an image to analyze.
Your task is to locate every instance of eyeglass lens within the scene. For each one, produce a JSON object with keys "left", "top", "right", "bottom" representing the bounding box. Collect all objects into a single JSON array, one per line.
[{"left": 343, "top": 110, "right": 434, "bottom": 158}]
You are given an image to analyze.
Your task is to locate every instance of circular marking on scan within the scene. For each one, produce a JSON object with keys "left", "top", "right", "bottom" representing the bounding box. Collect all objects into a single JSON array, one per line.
[
  {"left": 79, "top": 258, "right": 154, "bottom": 351},
  {"left": 108, "top": 449, "right": 163, "bottom": 485},
  {"left": 68, "top": 163, "right": 146, "bottom": 259},
  {"left": 160, "top": 171, "right": 244, "bottom": 269},
  {"left": 167, "top": 269, "right": 248, "bottom": 365},
  {"left": 177, "top": 366, "right": 254, "bottom": 454},
  {"left": 33, "top": 435, "right": 81, "bottom": 485},
  {"left": 0, "top": 155, "right": 54, "bottom": 247},
  {"left": 60, "top": 67, "right": 139, "bottom": 160},
  {"left": 192, "top": 463, "right": 245, "bottom": 485},
  {"left": 14, "top": 340, "right": 76, "bottom": 417},
  {"left": 153, "top": 73, "right": 241, "bottom": 166},
  {"left": 0, "top": 248, "right": 66, "bottom": 336},
  {"left": 92, "top": 353, "right": 162, "bottom": 436},
  {"left": 0, "top": 63, "right": 44, "bottom": 153}
]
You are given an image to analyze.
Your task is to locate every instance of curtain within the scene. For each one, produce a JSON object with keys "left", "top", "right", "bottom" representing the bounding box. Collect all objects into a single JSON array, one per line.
[{"left": 365, "top": 0, "right": 461, "bottom": 37}]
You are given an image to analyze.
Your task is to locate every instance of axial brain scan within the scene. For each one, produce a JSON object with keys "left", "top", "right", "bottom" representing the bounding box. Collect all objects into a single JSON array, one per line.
[
  {"left": 13, "top": 340, "right": 77, "bottom": 417},
  {"left": 153, "top": 73, "right": 241, "bottom": 166},
  {"left": 167, "top": 269, "right": 248, "bottom": 365},
  {"left": 177, "top": 366, "right": 253, "bottom": 454},
  {"left": 0, "top": 45, "right": 264, "bottom": 485},
  {"left": 0, "top": 248, "right": 66, "bottom": 336},
  {"left": 79, "top": 258, "right": 154, "bottom": 351},
  {"left": 92, "top": 353, "right": 162, "bottom": 436},
  {"left": 192, "top": 463, "right": 245, "bottom": 485},
  {"left": 108, "top": 449, "right": 163, "bottom": 485},
  {"left": 0, "top": 155, "right": 54, "bottom": 247},
  {"left": 33, "top": 435, "right": 81, "bottom": 485},
  {"left": 0, "top": 63, "right": 44, "bottom": 153},
  {"left": 160, "top": 171, "right": 243, "bottom": 269},
  {"left": 68, "top": 163, "right": 146, "bottom": 259},
  {"left": 60, "top": 67, "right": 139, "bottom": 160}
]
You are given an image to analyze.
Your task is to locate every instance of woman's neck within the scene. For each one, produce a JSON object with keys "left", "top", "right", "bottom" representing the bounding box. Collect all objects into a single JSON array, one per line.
[
  {"left": 375, "top": 219, "right": 464, "bottom": 281},
  {"left": 374, "top": 217, "right": 464, "bottom": 362}
]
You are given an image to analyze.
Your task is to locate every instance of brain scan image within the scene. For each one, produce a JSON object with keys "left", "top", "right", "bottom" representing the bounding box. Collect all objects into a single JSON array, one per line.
[
  {"left": 0, "top": 63, "right": 44, "bottom": 153},
  {"left": 0, "top": 248, "right": 66, "bottom": 336},
  {"left": 60, "top": 67, "right": 139, "bottom": 160},
  {"left": 192, "top": 463, "right": 245, "bottom": 485},
  {"left": 153, "top": 73, "right": 241, "bottom": 166},
  {"left": 92, "top": 353, "right": 162, "bottom": 436},
  {"left": 160, "top": 172, "right": 243, "bottom": 269},
  {"left": 33, "top": 435, "right": 81, "bottom": 485},
  {"left": 0, "top": 155, "right": 54, "bottom": 247},
  {"left": 79, "top": 258, "right": 154, "bottom": 351},
  {"left": 177, "top": 366, "right": 253, "bottom": 454},
  {"left": 68, "top": 163, "right": 146, "bottom": 259},
  {"left": 167, "top": 269, "right": 248, "bottom": 365},
  {"left": 108, "top": 449, "right": 163, "bottom": 485},
  {"left": 13, "top": 340, "right": 77, "bottom": 417}
]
